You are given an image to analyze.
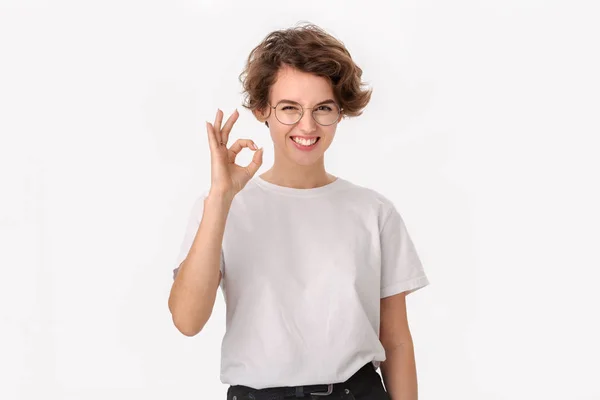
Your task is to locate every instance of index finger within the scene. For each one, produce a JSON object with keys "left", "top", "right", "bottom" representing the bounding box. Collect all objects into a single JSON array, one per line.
[{"left": 228, "top": 139, "right": 258, "bottom": 159}]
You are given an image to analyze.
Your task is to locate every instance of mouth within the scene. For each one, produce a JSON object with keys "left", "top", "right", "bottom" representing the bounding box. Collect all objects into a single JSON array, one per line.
[{"left": 289, "top": 136, "right": 321, "bottom": 149}]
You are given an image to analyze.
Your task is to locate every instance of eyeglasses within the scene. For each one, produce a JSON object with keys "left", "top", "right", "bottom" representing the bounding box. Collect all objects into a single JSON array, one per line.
[{"left": 267, "top": 100, "right": 343, "bottom": 126}]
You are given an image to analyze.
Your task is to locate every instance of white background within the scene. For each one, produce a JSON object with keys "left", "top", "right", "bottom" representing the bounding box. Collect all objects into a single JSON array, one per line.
[{"left": 1, "top": 0, "right": 599, "bottom": 399}]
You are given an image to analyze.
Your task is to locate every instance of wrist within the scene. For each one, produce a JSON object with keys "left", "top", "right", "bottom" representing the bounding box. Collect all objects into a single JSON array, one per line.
[{"left": 206, "top": 190, "right": 235, "bottom": 205}]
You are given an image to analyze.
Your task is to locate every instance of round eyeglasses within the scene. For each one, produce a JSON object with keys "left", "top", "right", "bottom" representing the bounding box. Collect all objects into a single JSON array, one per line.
[{"left": 268, "top": 100, "right": 343, "bottom": 126}]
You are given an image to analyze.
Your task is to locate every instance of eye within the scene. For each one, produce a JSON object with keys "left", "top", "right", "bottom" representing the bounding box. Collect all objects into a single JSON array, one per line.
[{"left": 315, "top": 104, "right": 334, "bottom": 113}]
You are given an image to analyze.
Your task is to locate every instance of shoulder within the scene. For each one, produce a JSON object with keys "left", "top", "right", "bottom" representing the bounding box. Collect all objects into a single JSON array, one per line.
[
  {"left": 335, "top": 178, "right": 399, "bottom": 225},
  {"left": 340, "top": 178, "right": 397, "bottom": 208}
]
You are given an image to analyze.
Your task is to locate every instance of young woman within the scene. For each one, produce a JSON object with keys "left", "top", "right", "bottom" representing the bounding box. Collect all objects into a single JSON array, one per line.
[{"left": 168, "top": 23, "right": 429, "bottom": 400}]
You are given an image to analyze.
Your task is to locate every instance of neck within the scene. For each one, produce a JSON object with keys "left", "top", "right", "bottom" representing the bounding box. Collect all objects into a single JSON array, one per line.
[{"left": 260, "top": 158, "right": 335, "bottom": 189}]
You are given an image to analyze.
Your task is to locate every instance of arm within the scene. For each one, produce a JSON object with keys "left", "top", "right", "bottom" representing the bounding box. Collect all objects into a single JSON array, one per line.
[
  {"left": 379, "top": 292, "right": 419, "bottom": 400},
  {"left": 168, "top": 191, "right": 233, "bottom": 336}
]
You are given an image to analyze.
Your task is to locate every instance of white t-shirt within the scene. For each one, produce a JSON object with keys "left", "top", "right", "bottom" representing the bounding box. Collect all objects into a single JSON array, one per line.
[{"left": 173, "top": 175, "right": 429, "bottom": 389}]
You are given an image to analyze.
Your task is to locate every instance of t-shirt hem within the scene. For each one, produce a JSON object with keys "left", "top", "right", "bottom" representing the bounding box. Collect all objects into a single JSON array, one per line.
[{"left": 380, "top": 275, "right": 430, "bottom": 298}]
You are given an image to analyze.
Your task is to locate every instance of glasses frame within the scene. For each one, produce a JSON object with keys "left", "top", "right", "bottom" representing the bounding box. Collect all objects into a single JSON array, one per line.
[{"left": 267, "top": 100, "right": 343, "bottom": 127}]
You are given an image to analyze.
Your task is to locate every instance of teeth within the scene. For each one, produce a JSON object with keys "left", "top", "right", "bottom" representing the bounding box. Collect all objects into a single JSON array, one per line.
[{"left": 292, "top": 137, "right": 318, "bottom": 146}]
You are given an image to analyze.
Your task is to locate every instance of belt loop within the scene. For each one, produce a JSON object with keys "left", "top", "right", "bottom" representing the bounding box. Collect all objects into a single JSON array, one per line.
[{"left": 295, "top": 386, "right": 305, "bottom": 397}]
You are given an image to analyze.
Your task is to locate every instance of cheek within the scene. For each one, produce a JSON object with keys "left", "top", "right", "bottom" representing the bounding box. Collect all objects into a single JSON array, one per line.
[
  {"left": 270, "top": 126, "right": 293, "bottom": 143},
  {"left": 322, "top": 128, "right": 337, "bottom": 141}
]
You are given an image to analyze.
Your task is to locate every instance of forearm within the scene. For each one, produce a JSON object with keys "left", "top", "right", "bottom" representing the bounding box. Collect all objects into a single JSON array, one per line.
[
  {"left": 380, "top": 340, "right": 418, "bottom": 400},
  {"left": 168, "top": 192, "right": 233, "bottom": 336}
]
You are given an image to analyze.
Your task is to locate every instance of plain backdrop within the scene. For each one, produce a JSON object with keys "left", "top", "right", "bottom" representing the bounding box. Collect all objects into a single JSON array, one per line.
[{"left": 1, "top": 1, "right": 599, "bottom": 399}]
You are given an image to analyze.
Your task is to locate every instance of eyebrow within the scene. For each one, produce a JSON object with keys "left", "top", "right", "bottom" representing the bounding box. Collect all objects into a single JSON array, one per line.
[{"left": 277, "top": 98, "right": 337, "bottom": 106}]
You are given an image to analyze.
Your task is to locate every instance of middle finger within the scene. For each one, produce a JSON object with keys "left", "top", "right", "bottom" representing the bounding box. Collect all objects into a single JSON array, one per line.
[
  {"left": 213, "top": 109, "right": 224, "bottom": 143},
  {"left": 220, "top": 109, "right": 239, "bottom": 145}
]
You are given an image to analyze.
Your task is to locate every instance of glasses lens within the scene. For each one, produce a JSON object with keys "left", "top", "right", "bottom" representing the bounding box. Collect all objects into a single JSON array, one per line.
[
  {"left": 275, "top": 102, "right": 303, "bottom": 124},
  {"left": 274, "top": 101, "right": 341, "bottom": 125},
  {"left": 313, "top": 103, "right": 340, "bottom": 125}
]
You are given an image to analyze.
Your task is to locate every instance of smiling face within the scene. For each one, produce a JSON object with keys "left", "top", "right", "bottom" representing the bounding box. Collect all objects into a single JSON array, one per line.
[{"left": 254, "top": 64, "right": 343, "bottom": 167}]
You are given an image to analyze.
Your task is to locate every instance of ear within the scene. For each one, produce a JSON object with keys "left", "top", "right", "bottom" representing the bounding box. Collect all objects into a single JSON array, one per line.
[{"left": 252, "top": 107, "right": 270, "bottom": 123}]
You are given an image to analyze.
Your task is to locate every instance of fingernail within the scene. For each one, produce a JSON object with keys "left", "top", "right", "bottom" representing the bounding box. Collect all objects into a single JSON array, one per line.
[{"left": 251, "top": 143, "right": 258, "bottom": 150}]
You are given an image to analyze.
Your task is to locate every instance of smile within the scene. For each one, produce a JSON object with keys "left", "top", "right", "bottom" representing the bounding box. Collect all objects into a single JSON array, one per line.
[{"left": 290, "top": 136, "right": 321, "bottom": 151}]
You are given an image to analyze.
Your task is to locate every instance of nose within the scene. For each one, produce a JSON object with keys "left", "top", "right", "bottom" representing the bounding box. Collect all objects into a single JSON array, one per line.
[{"left": 296, "top": 110, "right": 317, "bottom": 134}]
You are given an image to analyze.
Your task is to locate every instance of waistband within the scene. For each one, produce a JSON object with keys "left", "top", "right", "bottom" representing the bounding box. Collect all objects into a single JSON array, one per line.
[{"left": 227, "top": 362, "right": 382, "bottom": 399}]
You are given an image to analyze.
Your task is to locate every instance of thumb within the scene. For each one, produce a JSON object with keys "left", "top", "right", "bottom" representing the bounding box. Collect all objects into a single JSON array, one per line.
[{"left": 245, "top": 147, "right": 264, "bottom": 177}]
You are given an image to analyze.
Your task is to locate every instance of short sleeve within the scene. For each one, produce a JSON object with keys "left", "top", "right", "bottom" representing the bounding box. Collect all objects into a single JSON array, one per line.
[
  {"left": 172, "top": 192, "right": 225, "bottom": 280},
  {"left": 379, "top": 205, "right": 429, "bottom": 298}
]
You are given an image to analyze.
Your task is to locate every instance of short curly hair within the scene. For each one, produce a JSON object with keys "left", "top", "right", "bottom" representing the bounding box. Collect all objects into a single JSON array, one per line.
[{"left": 239, "top": 22, "right": 372, "bottom": 123}]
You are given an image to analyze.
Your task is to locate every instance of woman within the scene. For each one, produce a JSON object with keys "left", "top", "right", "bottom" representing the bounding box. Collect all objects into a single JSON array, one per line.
[{"left": 168, "top": 23, "right": 429, "bottom": 400}]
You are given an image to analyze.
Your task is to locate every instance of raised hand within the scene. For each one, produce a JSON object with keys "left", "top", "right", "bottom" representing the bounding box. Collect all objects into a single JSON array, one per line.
[{"left": 206, "top": 109, "right": 264, "bottom": 198}]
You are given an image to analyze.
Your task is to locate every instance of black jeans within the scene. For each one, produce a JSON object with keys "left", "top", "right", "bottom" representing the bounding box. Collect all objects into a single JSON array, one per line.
[{"left": 226, "top": 362, "right": 391, "bottom": 400}]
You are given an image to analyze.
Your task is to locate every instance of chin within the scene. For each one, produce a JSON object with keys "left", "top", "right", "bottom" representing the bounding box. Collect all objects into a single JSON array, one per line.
[{"left": 285, "top": 151, "right": 324, "bottom": 166}]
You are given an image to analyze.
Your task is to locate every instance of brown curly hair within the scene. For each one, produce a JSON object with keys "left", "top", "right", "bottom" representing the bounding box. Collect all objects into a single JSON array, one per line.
[{"left": 239, "top": 22, "right": 372, "bottom": 124}]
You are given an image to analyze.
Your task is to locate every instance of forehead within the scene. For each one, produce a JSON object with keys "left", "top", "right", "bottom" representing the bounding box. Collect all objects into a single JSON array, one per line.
[{"left": 270, "top": 65, "right": 335, "bottom": 104}]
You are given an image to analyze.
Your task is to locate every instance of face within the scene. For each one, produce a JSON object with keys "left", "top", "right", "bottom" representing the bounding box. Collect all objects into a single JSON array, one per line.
[{"left": 254, "top": 65, "right": 342, "bottom": 167}]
